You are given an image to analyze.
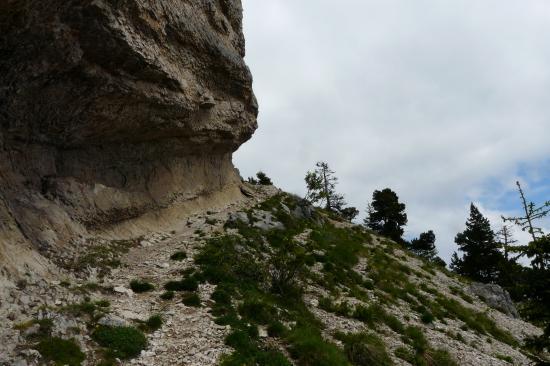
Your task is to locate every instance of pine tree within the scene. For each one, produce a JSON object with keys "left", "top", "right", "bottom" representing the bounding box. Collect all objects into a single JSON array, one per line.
[
  {"left": 451, "top": 204, "right": 503, "bottom": 283},
  {"left": 256, "top": 171, "right": 273, "bottom": 185},
  {"left": 364, "top": 188, "right": 407, "bottom": 243},
  {"left": 305, "top": 162, "right": 345, "bottom": 212},
  {"left": 339, "top": 207, "right": 359, "bottom": 222},
  {"left": 409, "top": 230, "right": 438, "bottom": 260}
]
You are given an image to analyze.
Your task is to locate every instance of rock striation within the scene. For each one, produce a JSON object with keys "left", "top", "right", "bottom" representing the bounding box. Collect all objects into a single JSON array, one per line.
[{"left": 0, "top": 0, "right": 257, "bottom": 278}]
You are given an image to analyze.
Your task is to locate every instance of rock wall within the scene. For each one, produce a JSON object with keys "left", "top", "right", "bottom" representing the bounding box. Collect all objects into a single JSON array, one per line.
[{"left": 0, "top": 0, "right": 257, "bottom": 278}]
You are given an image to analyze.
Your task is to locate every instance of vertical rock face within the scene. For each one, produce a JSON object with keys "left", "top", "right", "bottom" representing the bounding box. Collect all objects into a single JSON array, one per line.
[{"left": 0, "top": 0, "right": 257, "bottom": 276}]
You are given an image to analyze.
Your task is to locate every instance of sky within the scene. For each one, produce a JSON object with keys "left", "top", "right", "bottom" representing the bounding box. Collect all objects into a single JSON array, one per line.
[{"left": 234, "top": 0, "right": 550, "bottom": 262}]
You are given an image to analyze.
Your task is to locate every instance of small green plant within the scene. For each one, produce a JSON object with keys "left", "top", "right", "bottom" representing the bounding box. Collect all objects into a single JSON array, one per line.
[
  {"left": 144, "top": 314, "right": 163, "bottom": 331},
  {"left": 130, "top": 279, "right": 154, "bottom": 293},
  {"left": 160, "top": 291, "right": 175, "bottom": 300},
  {"left": 182, "top": 292, "right": 201, "bottom": 307},
  {"left": 170, "top": 251, "right": 187, "bottom": 261},
  {"left": 336, "top": 331, "right": 393, "bottom": 366},
  {"left": 164, "top": 276, "right": 198, "bottom": 292},
  {"left": 495, "top": 354, "right": 514, "bottom": 364},
  {"left": 36, "top": 337, "right": 85, "bottom": 366},
  {"left": 420, "top": 309, "right": 435, "bottom": 324},
  {"left": 92, "top": 325, "right": 147, "bottom": 359},
  {"left": 287, "top": 326, "right": 349, "bottom": 366}
]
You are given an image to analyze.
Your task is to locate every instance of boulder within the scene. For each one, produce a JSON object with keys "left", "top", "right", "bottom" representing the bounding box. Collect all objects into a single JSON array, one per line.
[{"left": 469, "top": 282, "right": 520, "bottom": 318}]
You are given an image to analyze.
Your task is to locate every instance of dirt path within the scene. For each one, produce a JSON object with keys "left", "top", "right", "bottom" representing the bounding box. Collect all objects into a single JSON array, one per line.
[{"left": 99, "top": 187, "right": 276, "bottom": 365}]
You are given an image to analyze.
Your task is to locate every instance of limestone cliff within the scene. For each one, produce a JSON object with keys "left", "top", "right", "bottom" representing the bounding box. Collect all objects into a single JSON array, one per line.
[{"left": 0, "top": 0, "right": 257, "bottom": 278}]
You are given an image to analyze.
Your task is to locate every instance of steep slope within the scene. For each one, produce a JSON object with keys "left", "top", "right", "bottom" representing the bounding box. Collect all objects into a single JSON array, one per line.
[
  {"left": 1, "top": 185, "right": 544, "bottom": 365},
  {"left": 0, "top": 0, "right": 257, "bottom": 280}
]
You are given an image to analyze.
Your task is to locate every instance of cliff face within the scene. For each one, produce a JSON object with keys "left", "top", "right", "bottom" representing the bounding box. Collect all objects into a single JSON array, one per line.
[{"left": 0, "top": 0, "right": 257, "bottom": 276}]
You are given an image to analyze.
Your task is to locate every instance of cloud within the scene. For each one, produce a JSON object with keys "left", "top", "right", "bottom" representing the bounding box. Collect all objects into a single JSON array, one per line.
[{"left": 236, "top": 0, "right": 550, "bottom": 261}]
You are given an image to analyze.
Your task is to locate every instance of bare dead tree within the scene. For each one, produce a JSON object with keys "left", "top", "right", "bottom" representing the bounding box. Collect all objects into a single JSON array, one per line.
[{"left": 502, "top": 181, "right": 550, "bottom": 242}]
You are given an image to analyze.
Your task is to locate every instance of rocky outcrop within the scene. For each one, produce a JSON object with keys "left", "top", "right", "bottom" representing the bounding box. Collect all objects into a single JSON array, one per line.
[
  {"left": 469, "top": 282, "right": 520, "bottom": 319},
  {"left": 0, "top": 0, "right": 257, "bottom": 278}
]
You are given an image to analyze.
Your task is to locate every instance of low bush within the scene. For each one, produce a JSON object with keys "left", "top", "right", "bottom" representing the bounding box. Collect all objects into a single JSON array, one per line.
[
  {"left": 164, "top": 276, "right": 198, "bottom": 292},
  {"left": 170, "top": 251, "right": 187, "bottom": 261},
  {"left": 160, "top": 291, "right": 174, "bottom": 300},
  {"left": 92, "top": 325, "right": 147, "bottom": 359},
  {"left": 130, "top": 280, "right": 154, "bottom": 293},
  {"left": 36, "top": 337, "right": 85, "bottom": 366},
  {"left": 182, "top": 292, "right": 201, "bottom": 307},
  {"left": 336, "top": 332, "right": 393, "bottom": 366},
  {"left": 145, "top": 314, "right": 162, "bottom": 331},
  {"left": 287, "top": 326, "right": 349, "bottom": 366}
]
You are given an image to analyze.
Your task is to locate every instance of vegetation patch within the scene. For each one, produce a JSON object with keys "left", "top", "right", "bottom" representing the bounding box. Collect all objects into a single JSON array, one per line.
[
  {"left": 170, "top": 251, "right": 187, "bottom": 261},
  {"left": 143, "top": 314, "right": 162, "bottom": 332},
  {"left": 36, "top": 337, "right": 85, "bottom": 366},
  {"left": 92, "top": 325, "right": 147, "bottom": 359},
  {"left": 182, "top": 292, "right": 201, "bottom": 307},
  {"left": 336, "top": 331, "right": 393, "bottom": 366},
  {"left": 129, "top": 279, "right": 154, "bottom": 293}
]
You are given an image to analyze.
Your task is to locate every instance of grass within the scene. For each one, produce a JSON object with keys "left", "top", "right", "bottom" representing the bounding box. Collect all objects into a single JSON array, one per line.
[
  {"left": 495, "top": 354, "right": 514, "bottom": 363},
  {"left": 194, "top": 193, "right": 356, "bottom": 365},
  {"left": 129, "top": 279, "right": 154, "bottom": 293},
  {"left": 36, "top": 337, "right": 85, "bottom": 366},
  {"left": 73, "top": 238, "right": 138, "bottom": 277},
  {"left": 353, "top": 303, "right": 404, "bottom": 334},
  {"left": 170, "top": 251, "right": 187, "bottom": 261},
  {"left": 160, "top": 291, "right": 175, "bottom": 300},
  {"left": 336, "top": 332, "right": 393, "bottom": 366},
  {"left": 144, "top": 314, "right": 162, "bottom": 331},
  {"left": 287, "top": 326, "right": 350, "bottom": 366},
  {"left": 399, "top": 326, "right": 457, "bottom": 366},
  {"left": 182, "top": 292, "right": 201, "bottom": 307},
  {"left": 92, "top": 325, "right": 147, "bottom": 359},
  {"left": 164, "top": 276, "right": 198, "bottom": 292}
]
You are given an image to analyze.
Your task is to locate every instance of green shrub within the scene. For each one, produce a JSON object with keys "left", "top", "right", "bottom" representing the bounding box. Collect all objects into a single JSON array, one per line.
[
  {"left": 145, "top": 314, "right": 162, "bottom": 331},
  {"left": 164, "top": 276, "right": 198, "bottom": 292},
  {"left": 287, "top": 326, "right": 349, "bottom": 366},
  {"left": 337, "top": 332, "right": 393, "bottom": 366},
  {"left": 429, "top": 349, "right": 457, "bottom": 366},
  {"left": 160, "top": 291, "right": 174, "bottom": 300},
  {"left": 130, "top": 280, "right": 154, "bottom": 293},
  {"left": 92, "top": 325, "right": 147, "bottom": 359},
  {"left": 36, "top": 337, "right": 85, "bottom": 366},
  {"left": 182, "top": 292, "right": 201, "bottom": 307},
  {"left": 267, "top": 321, "right": 287, "bottom": 337},
  {"left": 211, "top": 287, "right": 232, "bottom": 305},
  {"left": 170, "top": 251, "right": 187, "bottom": 261},
  {"left": 495, "top": 354, "right": 514, "bottom": 364},
  {"left": 239, "top": 298, "right": 277, "bottom": 324},
  {"left": 395, "top": 346, "right": 415, "bottom": 363},
  {"left": 420, "top": 309, "right": 435, "bottom": 324},
  {"left": 403, "top": 326, "right": 428, "bottom": 354}
]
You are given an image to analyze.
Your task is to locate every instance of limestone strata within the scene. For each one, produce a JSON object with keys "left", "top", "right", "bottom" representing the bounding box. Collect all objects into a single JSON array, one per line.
[{"left": 0, "top": 0, "right": 257, "bottom": 277}]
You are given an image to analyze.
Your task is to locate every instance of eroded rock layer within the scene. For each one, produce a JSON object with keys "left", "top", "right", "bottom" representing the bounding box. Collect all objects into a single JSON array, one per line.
[{"left": 0, "top": 0, "right": 257, "bottom": 277}]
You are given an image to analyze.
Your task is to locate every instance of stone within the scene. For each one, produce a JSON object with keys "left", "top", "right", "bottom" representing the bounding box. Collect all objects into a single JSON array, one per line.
[
  {"left": 468, "top": 282, "right": 520, "bottom": 318},
  {"left": 251, "top": 210, "right": 284, "bottom": 231},
  {"left": 113, "top": 286, "right": 133, "bottom": 297},
  {"left": 228, "top": 212, "right": 249, "bottom": 225},
  {"left": 98, "top": 314, "right": 129, "bottom": 328}
]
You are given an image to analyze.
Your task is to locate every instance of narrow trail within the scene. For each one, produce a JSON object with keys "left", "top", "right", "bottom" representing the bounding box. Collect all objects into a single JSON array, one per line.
[{"left": 99, "top": 187, "right": 276, "bottom": 365}]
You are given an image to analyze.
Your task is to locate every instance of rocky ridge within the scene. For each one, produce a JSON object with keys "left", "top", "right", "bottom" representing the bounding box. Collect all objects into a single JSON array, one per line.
[
  {"left": 0, "top": 185, "right": 544, "bottom": 365},
  {"left": 0, "top": 0, "right": 257, "bottom": 283}
]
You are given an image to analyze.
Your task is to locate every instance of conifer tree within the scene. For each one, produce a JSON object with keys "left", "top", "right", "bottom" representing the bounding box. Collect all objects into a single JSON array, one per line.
[
  {"left": 364, "top": 188, "right": 407, "bottom": 243},
  {"left": 305, "top": 162, "right": 345, "bottom": 212},
  {"left": 409, "top": 230, "right": 438, "bottom": 260},
  {"left": 451, "top": 204, "right": 503, "bottom": 283}
]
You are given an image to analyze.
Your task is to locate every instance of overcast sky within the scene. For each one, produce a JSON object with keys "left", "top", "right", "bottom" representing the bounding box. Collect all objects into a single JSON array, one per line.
[{"left": 235, "top": 0, "right": 550, "bottom": 262}]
